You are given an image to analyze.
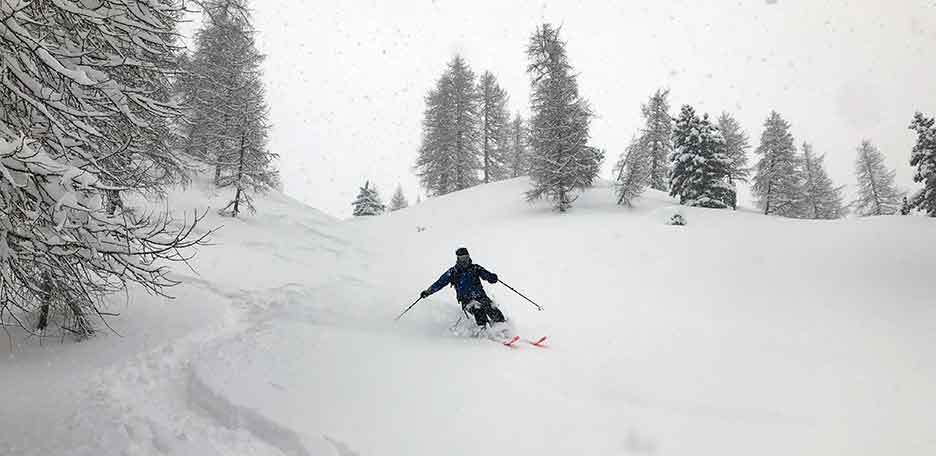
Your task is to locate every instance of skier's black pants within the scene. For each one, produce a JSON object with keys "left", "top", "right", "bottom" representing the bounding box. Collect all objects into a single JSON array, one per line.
[{"left": 461, "top": 297, "right": 505, "bottom": 327}]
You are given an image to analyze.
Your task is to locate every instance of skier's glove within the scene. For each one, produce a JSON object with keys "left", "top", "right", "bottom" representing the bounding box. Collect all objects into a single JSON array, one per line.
[
  {"left": 420, "top": 290, "right": 430, "bottom": 299},
  {"left": 490, "top": 274, "right": 498, "bottom": 284}
]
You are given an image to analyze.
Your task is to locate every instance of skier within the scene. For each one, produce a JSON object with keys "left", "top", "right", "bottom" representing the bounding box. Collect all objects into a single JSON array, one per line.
[{"left": 420, "top": 247, "right": 507, "bottom": 334}]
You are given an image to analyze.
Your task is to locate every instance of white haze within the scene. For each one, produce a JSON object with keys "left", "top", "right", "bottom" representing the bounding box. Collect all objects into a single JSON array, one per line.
[{"left": 217, "top": 0, "right": 935, "bottom": 217}]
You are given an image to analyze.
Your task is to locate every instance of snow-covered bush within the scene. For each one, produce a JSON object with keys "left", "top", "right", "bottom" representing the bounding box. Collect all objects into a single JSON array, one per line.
[{"left": 668, "top": 213, "right": 687, "bottom": 226}]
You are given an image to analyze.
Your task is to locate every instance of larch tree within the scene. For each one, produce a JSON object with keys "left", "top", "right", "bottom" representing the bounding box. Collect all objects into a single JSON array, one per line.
[
  {"left": 716, "top": 112, "right": 751, "bottom": 208},
  {"left": 800, "top": 143, "right": 846, "bottom": 219},
  {"left": 614, "top": 135, "right": 651, "bottom": 207},
  {"left": 352, "top": 181, "right": 386, "bottom": 216},
  {"left": 181, "top": 0, "right": 278, "bottom": 217},
  {"left": 908, "top": 112, "right": 936, "bottom": 216},
  {"left": 669, "top": 105, "right": 734, "bottom": 208},
  {"left": 641, "top": 89, "right": 674, "bottom": 191},
  {"left": 525, "top": 24, "right": 603, "bottom": 212},
  {"left": 508, "top": 114, "right": 530, "bottom": 177},
  {"left": 0, "top": 0, "right": 208, "bottom": 338},
  {"left": 752, "top": 111, "right": 804, "bottom": 217},
  {"left": 853, "top": 140, "right": 903, "bottom": 216},
  {"left": 478, "top": 71, "right": 511, "bottom": 183},
  {"left": 389, "top": 185, "right": 409, "bottom": 211},
  {"left": 414, "top": 55, "right": 481, "bottom": 196}
]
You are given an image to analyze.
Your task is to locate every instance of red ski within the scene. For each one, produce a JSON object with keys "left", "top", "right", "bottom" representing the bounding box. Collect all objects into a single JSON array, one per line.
[
  {"left": 502, "top": 335, "right": 520, "bottom": 347},
  {"left": 527, "top": 336, "right": 548, "bottom": 347}
]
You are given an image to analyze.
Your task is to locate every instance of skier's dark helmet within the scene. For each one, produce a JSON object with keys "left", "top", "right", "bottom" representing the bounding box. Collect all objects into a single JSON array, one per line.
[{"left": 455, "top": 247, "right": 471, "bottom": 267}]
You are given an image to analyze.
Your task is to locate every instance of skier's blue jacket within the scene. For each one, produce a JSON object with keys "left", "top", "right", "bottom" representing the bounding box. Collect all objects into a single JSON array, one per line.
[{"left": 426, "top": 263, "right": 498, "bottom": 303}]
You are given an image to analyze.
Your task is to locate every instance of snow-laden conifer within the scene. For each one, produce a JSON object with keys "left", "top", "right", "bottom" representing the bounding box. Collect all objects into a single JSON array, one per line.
[
  {"left": 390, "top": 185, "right": 409, "bottom": 211},
  {"left": 908, "top": 112, "right": 936, "bottom": 216},
  {"left": 716, "top": 113, "right": 751, "bottom": 209},
  {"left": 800, "top": 143, "right": 846, "bottom": 219},
  {"left": 478, "top": 72, "right": 512, "bottom": 183},
  {"left": 0, "top": 1, "right": 208, "bottom": 337},
  {"left": 670, "top": 106, "right": 734, "bottom": 208},
  {"left": 525, "top": 24, "right": 603, "bottom": 212},
  {"left": 614, "top": 135, "right": 651, "bottom": 207},
  {"left": 853, "top": 140, "right": 903, "bottom": 216},
  {"left": 414, "top": 56, "right": 481, "bottom": 196},
  {"left": 352, "top": 181, "right": 386, "bottom": 216},
  {"left": 640, "top": 90, "right": 674, "bottom": 191},
  {"left": 752, "top": 112, "right": 804, "bottom": 217},
  {"left": 181, "top": 0, "right": 278, "bottom": 216}
]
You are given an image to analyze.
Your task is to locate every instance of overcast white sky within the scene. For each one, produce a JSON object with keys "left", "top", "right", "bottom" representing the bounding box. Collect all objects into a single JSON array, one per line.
[{"left": 197, "top": 0, "right": 936, "bottom": 218}]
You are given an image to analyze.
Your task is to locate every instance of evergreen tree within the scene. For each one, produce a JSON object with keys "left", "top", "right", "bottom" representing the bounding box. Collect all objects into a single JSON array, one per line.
[
  {"left": 352, "top": 181, "right": 386, "bottom": 216},
  {"left": 716, "top": 113, "right": 751, "bottom": 209},
  {"left": 525, "top": 24, "right": 603, "bottom": 212},
  {"left": 182, "top": 1, "right": 278, "bottom": 217},
  {"left": 900, "top": 196, "right": 913, "bottom": 215},
  {"left": 414, "top": 55, "right": 481, "bottom": 196},
  {"left": 508, "top": 114, "right": 530, "bottom": 178},
  {"left": 614, "top": 135, "right": 651, "bottom": 207},
  {"left": 853, "top": 140, "right": 903, "bottom": 216},
  {"left": 478, "top": 71, "right": 512, "bottom": 183},
  {"left": 752, "top": 111, "right": 804, "bottom": 217},
  {"left": 640, "top": 89, "right": 675, "bottom": 191},
  {"left": 908, "top": 112, "right": 936, "bottom": 216},
  {"left": 800, "top": 143, "right": 846, "bottom": 219},
  {"left": 669, "top": 106, "right": 734, "bottom": 208},
  {"left": 0, "top": 0, "right": 206, "bottom": 337},
  {"left": 390, "top": 185, "right": 409, "bottom": 211}
]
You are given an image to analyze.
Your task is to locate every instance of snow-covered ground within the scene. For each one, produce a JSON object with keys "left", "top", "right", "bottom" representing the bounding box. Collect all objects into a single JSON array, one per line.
[{"left": 2, "top": 177, "right": 934, "bottom": 456}]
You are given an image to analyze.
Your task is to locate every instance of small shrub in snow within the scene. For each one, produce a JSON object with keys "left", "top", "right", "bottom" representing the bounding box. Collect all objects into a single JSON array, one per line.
[{"left": 668, "top": 214, "right": 687, "bottom": 226}]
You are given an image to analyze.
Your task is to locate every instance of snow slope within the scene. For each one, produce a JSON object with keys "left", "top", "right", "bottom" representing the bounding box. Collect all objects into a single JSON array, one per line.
[{"left": 2, "top": 177, "right": 934, "bottom": 456}]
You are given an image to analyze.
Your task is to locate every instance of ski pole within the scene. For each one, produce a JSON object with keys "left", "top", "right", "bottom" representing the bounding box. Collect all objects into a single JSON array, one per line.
[
  {"left": 395, "top": 296, "right": 423, "bottom": 321},
  {"left": 499, "top": 280, "right": 543, "bottom": 311}
]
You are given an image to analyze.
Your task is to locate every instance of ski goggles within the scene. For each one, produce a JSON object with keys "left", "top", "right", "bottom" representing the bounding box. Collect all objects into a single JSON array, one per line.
[{"left": 456, "top": 254, "right": 471, "bottom": 266}]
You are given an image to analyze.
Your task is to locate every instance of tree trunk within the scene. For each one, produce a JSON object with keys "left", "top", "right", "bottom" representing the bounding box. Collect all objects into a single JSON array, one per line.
[
  {"left": 36, "top": 271, "right": 52, "bottom": 331},
  {"left": 232, "top": 133, "right": 247, "bottom": 217}
]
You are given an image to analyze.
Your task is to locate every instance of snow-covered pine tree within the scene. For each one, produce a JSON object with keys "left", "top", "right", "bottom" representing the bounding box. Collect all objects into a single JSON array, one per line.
[
  {"left": 478, "top": 72, "right": 512, "bottom": 183},
  {"left": 853, "top": 140, "right": 903, "bottom": 216},
  {"left": 752, "top": 111, "right": 804, "bottom": 217},
  {"left": 525, "top": 24, "right": 603, "bottom": 212},
  {"left": 181, "top": 0, "right": 278, "bottom": 217},
  {"left": 716, "top": 113, "right": 751, "bottom": 209},
  {"left": 390, "top": 185, "right": 409, "bottom": 211},
  {"left": 908, "top": 112, "right": 936, "bottom": 216},
  {"left": 614, "top": 135, "right": 651, "bottom": 207},
  {"left": 352, "top": 181, "right": 386, "bottom": 216},
  {"left": 669, "top": 106, "right": 734, "bottom": 208},
  {"left": 0, "top": 1, "right": 207, "bottom": 337},
  {"left": 641, "top": 89, "right": 674, "bottom": 191},
  {"left": 414, "top": 55, "right": 482, "bottom": 196},
  {"left": 800, "top": 143, "right": 846, "bottom": 219}
]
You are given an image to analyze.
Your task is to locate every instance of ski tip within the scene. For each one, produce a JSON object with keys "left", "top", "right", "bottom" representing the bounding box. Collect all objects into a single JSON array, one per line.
[
  {"left": 530, "top": 336, "right": 548, "bottom": 347},
  {"left": 503, "top": 335, "right": 521, "bottom": 347}
]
